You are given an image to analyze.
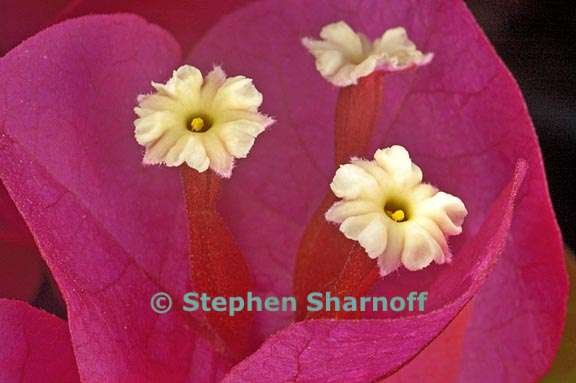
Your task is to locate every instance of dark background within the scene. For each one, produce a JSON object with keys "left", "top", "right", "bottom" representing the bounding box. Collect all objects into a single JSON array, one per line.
[{"left": 467, "top": 0, "right": 576, "bottom": 249}]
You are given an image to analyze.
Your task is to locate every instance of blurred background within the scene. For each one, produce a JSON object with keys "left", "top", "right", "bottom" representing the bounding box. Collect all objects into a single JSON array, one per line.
[{"left": 466, "top": 0, "right": 576, "bottom": 248}]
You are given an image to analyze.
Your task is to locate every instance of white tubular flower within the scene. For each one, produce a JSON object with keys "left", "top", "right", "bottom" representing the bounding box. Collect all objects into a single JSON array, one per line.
[
  {"left": 134, "top": 65, "right": 274, "bottom": 177},
  {"left": 325, "top": 146, "right": 467, "bottom": 276},
  {"left": 302, "top": 21, "right": 433, "bottom": 87}
]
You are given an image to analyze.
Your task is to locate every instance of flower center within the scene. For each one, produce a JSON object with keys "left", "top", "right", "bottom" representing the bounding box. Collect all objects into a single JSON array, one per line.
[
  {"left": 188, "top": 115, "right": 212, "bottom": 133},
  {"left": 384, "top": 200, "right": 409, "bottom": 222}
]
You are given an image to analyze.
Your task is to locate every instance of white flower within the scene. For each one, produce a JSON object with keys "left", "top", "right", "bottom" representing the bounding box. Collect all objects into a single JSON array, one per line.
[
  {"left": 134, "top": 65, "right": 274, "bottom": 177},
  {"left": 302, "top": 21, "right": 433, "bottom": 87},
  {"left": 325, "top": 146, "right": 467, "bottom": 276}
]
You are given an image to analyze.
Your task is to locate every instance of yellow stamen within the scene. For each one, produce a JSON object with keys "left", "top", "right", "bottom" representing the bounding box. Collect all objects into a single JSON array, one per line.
[
  {"left": 386, "top": 209, "right": 406, "bottom": 222},
  {"left": 190, "top": 117, "right": 205, "bottom": 132}
]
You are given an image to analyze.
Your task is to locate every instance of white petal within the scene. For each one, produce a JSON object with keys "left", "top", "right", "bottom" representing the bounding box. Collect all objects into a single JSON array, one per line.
[
  {"left": 169, "top": 65, "right": 203, "bottom": 104},
  {"left": 373, "top": 27, "right": 433, "bottom": 70},
  {"left": 374, "top": 27, "right": 412, "bottom": 54},
  {"left": 357, "top": 217, "right": 388, "bottom": 259},
  {"left": 350, "top": 56, "right": 378, "bottom": 80},
  {"left": 380, "top": 223, "right": 405, "bottom": 268},
  {"left": 219, "top": 129, "right": 255, "bottom": 158},
  {"left": 163, "top": 135, "right": 209, "bottom": 172},
  {"left": 183, "top": 136, "right": 210, "bottom": 172},
  {"left": 330, "top": 164, "right": 379, "bottom": 199},
  {"left": 212, "top": 76, "right": 263, "bottom": 112},
  {"left": 200, "top": 66, "right": 227, "bottom": 106},
  {"left": 325, "top": 200, "right": 377, "bottom": 223},
  {"left": 401, "top": 224, "right": 442, "bottom": 271},
  {"left": 410, "top": 183, "right": 438, "bottom": 203},
  {"left": 302, "top": 39, "right": 347, "bottom": 78},
  {"left": 219, "top": 119, "right": 267, "bottom": 138},
  {"left": 201, "top": 134, "right": 234, "bottom": 178},
  {"left": 374, "top": 145, "right": 422, "bottom": 186},
  {"left": 164, "top": 134, "right": 190, "bottom": 166},
  {"left": 329, "top": 63, "right": 364, "bottom": 87},
  {"left": 374, "top": 145, "right": 410, "bottom": 174},
  {"left": 411, "top": 216, "right": 451, "bottom": 264},
  {"left": 136, "top": 94, "right": 180, "bottom": 115},
  {"left": 219, "top": 110, "right": 275, "bottom": 126},
  {"left": 319, "top": 21, "right": 365, "bottom": 60},
  {"left": 151, "top": 81, "right": 176, "bottom": 97},
  {"left": 134, "top": 111, "right": 176, "bottom": 146},
  {"left": 351, "top": 159, "right": 394, "bottom": 191},
  {"left": 339, "top": 213, "right": 377, "bottom": 241},
  {"left": 302, "top": 22, "right": 371, "bottom": 87},
  {"left": 418, "top": 192, "right": 468, "bottom": 235},
  {"left": 143, "top": 129, "right": 183, "bottom": 165},
  {"left": 217, "top": 119, "right": 270, "bottom": 158}
]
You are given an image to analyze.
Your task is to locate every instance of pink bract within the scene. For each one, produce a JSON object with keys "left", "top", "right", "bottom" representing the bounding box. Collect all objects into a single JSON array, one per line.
[
  {"left": 0, "top": 0, "right": 252, "bottom": 56},
  {"left": 0, "top": 0, "right": 253, "bottom": 305},
  {"left": 0, "top": 299, "right": 79, "bottom": 382},
  {"left": 0, "top": 0, "right": 567, "bottom": 382},
  {"left": 0, "top": 15, "right": 230, "bottom": 381}
]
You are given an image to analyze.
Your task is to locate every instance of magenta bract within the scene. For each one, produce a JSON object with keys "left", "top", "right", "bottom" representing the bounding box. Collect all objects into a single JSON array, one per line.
[{"left": 0, "top": 0, "right": 567, "bottom": 382}]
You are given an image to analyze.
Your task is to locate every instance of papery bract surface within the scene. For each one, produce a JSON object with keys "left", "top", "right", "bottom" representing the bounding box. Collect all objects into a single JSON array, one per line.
[
  {"left": 0, "top": 0, "right": 567, "bottom": 382},
  {"left": 0, "top": 299, "right": 79, "bottom": 383},
  {"left": 0, "top": 0, "right": 253, "bottom": 56},
  {"left": 188, "top": 0, "right": 567, "bottom": 381},
  {"left": 0, "top": 15, "right": 232, "bottom": 382}
]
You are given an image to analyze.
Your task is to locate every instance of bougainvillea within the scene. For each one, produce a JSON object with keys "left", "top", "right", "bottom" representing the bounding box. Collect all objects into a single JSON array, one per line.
[{"left": 0, "top": 1, "right": 567, "bottom": 382}]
